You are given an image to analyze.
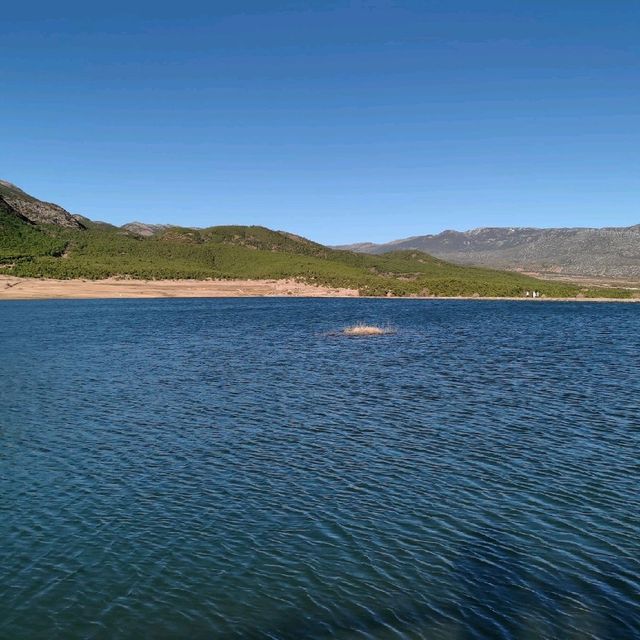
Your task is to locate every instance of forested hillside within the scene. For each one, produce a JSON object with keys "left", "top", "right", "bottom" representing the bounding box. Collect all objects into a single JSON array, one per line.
[{"left": 0, "top": 181, "right": 631, "bottom": 298}]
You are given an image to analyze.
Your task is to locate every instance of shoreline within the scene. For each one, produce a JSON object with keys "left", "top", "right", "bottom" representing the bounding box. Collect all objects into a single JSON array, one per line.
[{"left": 1, "top": 275, "right": 639, "bottom": 302}]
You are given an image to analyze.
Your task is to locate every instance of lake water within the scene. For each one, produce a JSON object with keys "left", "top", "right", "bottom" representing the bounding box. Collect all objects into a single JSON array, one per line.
[{"left": 1, "top": 298, "right": 639, "bottom": 639}]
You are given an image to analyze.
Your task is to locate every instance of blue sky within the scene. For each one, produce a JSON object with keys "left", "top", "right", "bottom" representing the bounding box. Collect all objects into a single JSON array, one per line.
[{"left": 2, "top": 1, "right": 638, "bottom": 244}]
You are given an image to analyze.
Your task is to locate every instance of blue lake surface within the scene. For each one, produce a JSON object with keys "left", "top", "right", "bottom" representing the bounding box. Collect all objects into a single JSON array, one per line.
[{"left": 1, "top": 298, "right": 639, "bottom": 639}]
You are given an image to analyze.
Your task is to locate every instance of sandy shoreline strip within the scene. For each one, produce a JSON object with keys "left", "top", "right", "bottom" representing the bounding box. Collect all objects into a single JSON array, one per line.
[
  {"left": 0, "top": 276, "right": 359, "bottom": 300},
  {"left": 1, "top": 275, "right": 639, "bottom": 302}
]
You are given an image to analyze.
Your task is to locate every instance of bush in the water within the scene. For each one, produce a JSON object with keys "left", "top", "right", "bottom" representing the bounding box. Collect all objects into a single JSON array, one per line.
[{"left": 342, "top": 324, "right": 394, "bottom": 336}]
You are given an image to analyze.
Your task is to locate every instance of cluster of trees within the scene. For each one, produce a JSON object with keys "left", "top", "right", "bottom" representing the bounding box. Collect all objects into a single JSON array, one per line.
[{"left": 0, "top": 210, "right": 67, "bottom": 260}]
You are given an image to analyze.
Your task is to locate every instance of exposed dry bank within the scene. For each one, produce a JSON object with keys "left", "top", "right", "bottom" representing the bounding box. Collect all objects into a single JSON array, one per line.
[
  {"left": 0, "top": 276, "right": 359, "bottom": 300},
  {"left": 2, "top": 276, "right": 639, "bottom": 302}
]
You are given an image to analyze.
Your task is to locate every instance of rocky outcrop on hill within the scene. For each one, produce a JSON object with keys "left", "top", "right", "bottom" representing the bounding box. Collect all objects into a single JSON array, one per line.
[
  {"left": 0, "top": 195, "right": 32, "bottom": 224},
  {"left": 0, "top": 180, "right": 84, "bottom": 229},
  {"left": 3, "top": 197, "right": 85, "bottom": 229},
  {"left": 337, "top": 225, "right": 640, "bottom": 279},
  {"left": 122, "top": 222, "right": 170, "bottom": 237}
]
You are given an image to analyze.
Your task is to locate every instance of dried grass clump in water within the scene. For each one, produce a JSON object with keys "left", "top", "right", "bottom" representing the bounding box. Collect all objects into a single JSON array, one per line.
[{"left": 342, "top": 324, "right": 394, "bottom": 336}]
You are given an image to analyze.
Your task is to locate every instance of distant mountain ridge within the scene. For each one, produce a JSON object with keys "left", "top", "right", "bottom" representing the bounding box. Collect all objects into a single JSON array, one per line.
[{"left": 336, "top": 225, "right": 640, "bottom": 278}]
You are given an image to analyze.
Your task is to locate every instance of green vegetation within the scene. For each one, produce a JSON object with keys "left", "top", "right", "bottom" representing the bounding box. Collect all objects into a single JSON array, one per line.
[
  {"left": 0, "top": 206, "right": 67, "bottom": 260},
  {"left": 0, "top": 214, "right": 632, "bottom": 298}
]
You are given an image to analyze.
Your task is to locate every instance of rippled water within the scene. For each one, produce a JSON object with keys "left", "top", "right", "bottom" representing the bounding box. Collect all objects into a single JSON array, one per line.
[{"left": 1, "top": 299, "right": 639, "bottom": 639}]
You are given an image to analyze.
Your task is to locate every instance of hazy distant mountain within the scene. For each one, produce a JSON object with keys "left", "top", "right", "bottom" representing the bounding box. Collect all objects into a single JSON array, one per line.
[{"left": 336, "top": 226, "right": 640, "bottom": 278}]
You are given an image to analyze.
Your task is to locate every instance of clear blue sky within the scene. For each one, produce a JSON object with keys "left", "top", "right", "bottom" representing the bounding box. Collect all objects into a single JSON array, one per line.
[{"left": 2, "top": 1, "right": 638, "bottom": 244}]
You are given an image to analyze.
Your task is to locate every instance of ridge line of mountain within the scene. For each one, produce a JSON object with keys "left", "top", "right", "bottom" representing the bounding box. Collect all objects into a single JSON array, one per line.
[{"left": 335, "top": 224, "right": 640, "bottom": 279}]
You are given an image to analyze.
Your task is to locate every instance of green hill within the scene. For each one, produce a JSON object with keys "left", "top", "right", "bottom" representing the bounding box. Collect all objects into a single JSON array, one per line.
[
  {"left": 0, "top": 200, "right": 68, "bottom": 260},
  {"left": 0, "top": 182, "right": 631, "bottom": 298}
]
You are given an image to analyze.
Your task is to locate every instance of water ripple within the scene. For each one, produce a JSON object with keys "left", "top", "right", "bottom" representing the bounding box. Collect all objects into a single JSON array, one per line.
[{"left": 1, "top": 299, "right": 639, "bottom": 639}]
